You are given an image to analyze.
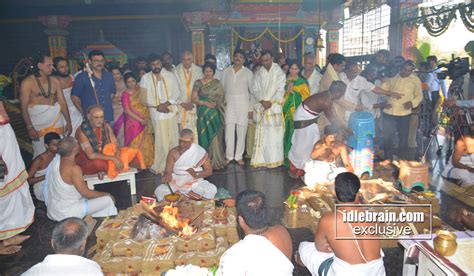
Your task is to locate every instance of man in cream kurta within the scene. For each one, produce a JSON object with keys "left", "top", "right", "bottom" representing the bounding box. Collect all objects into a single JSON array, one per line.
[
  {"left": 250, "top": 50, "right": 286, "bottom": 168},
  {"left": 381, "top": 61, "right": 423, "bottom": 161},
  {"left": 140, "top": 55, "right": 181, "bottom": 174},
  {"left": 222, "top": 50, "right": 253, "bottom": 165},
  {"left": 174, "top": 51, "right": 203, "bottom": 142}
]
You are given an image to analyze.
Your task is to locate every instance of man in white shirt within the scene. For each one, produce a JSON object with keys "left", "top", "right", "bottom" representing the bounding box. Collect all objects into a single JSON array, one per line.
[
  {"left": 251, "top": 50, "right": 286, "bottom": 168},
  {"left": 302, "top": 53, "right": 322, "bottom": 95},
  {"left": 217, "top": 190, "right": 294, "bottom": 276},
  {"left": 23, "top": 217, "right": 103, "bottom": 275},
  {"left": 175, "top": 51, "right": 203, "bottom": 141},
  {"left": 222, "top": 49, "right": 253, "bottom": 166},
  {"left": 427, "top": 55, "right": 446, "bottom": 125},
  {"left": 140, "top": 54, "right": 181, "bottom": 175}
]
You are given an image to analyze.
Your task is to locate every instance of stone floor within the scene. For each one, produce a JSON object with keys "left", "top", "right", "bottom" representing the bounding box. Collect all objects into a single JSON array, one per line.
[{"left": 0, "top": 143, "right": 472, "bottom": 275}]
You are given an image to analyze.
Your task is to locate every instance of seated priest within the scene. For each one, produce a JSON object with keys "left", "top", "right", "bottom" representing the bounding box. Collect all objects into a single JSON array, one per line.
[
  {"left": 297, "top": 172, "right": 385, "bottom": 276},
  {"left": 304, "top": 125, "right": 354, "bottom": 189},
  {"left": 28, "top": 132, "right": 61, "bottom": 201},
  {"left": 75, "top": 105, "right": 123, "bottom": 178},
  {"left": 46, "top": 136, "right": 117, "bottom": 221},
  {"left": 154, "top": 129, "right": 217, "bottom": 201},
  {"left": 442, "top": 130, "right": 473, "bottom": 186},
  {"left": 217, "top": 190, "right": 294, "bottom": 275}
]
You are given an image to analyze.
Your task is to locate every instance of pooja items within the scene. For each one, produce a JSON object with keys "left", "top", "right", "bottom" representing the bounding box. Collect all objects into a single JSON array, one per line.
[{"left": 434, "top": 230, "right": 458, "bottom": 257}]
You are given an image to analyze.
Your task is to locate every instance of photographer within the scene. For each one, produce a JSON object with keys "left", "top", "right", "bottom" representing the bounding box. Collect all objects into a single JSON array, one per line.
[{"left": 427, "top": 56, "right": 447, "bottom": 125}]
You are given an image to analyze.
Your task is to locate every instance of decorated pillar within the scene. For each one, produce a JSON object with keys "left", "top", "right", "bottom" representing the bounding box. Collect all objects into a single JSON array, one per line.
[
  {"left": 183, "top": 12, "right": 210, "bottom": 66},
  {"left": 323, "top": 22, "right": 342, "bottom": 54},
  {"left": 400, "top": 3, "right": 419, "bottom": 61},
  {"left": 39, "top": 15, "right": 71, "bottom": 59},
  {"left": 208, "top": 27, "right": 217, "bottom": 55},
  {"left": 302, "top": 25, "right": 318, "bottom": 56}
]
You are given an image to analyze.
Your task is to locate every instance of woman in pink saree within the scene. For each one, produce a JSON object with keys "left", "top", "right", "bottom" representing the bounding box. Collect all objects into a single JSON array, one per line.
[{"left": 114, "top": 72, "right": 154, "bottom": 167}]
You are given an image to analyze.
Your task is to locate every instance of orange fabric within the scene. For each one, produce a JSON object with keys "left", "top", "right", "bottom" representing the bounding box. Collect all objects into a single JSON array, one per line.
[
  {"left": 103, "top": 143, "right": 145, "bottom": 179},
  {"left": 75, "top": 149, "right": 108, "bottom": 175}
]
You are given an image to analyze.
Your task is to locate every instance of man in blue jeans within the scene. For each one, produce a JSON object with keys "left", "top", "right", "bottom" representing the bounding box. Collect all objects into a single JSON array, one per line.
[{"left": 71, "top": 50, "right": 116, "bottom": 124}]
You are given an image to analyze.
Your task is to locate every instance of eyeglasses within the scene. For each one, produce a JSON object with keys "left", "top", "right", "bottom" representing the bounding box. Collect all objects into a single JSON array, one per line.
[{"left": 92, "top": 59, "right": 105, "bottom": 63}]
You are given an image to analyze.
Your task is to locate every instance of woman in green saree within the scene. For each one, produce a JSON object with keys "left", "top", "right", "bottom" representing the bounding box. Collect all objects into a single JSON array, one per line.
[
  {"left": 192, "top": 62, "right": 226, "bottom": 169},
  {"left": 283, "top": 62, "right": 311, "bottom": 167}
]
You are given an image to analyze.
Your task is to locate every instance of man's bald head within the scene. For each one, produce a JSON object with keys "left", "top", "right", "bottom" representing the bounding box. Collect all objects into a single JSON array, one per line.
[
  {"left": 58, "top": 136, "right": 78, "bottom": 157},
  {"left": 51, "top": 217, "right": 88, "bottom": 255},
  {"left": 181, "top": 51, "right": 194, "bottom": 68}
]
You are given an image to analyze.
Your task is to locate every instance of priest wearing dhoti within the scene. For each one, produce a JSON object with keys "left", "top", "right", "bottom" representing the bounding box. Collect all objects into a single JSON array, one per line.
[
  {"left": 250, "top": 50, "right": 286, "bottom": 168},
  {"left": 0, "top": 102, "right": 34, "bottom": 255},
  {"left": 175, "top": 51, "right": 203, "bottom": 142},
  {"left": 288, "top": 81, "right": 348, "bottom": 178},
  {"left": 304, "top": 125, "right": 354, "bottom": 189},
  {"left": 46, "top": 137, "right": 117, "bottom": 221},
  {"left": 155, "top": 129, "right": 217, "bottom": 201},
  {"left": 140, "top": 54, "right": 180, "bottom": 175},
  {"left": 20, "top": 54, "right": 72, "bottom": 158}
]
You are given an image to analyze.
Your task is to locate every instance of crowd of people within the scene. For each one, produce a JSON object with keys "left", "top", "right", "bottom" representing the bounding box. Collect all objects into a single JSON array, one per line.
[{"left": 0, "top": 46, "right": 472, "bottom": 275}]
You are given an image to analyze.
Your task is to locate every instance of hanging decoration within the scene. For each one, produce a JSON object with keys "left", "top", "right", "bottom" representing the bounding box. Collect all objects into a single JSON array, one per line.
[
  {"left": 231, "top": 27, "right": 304, "bottom": 63},
  {"left": 420, "top": 5, "right": 456, "bottom": 37},
  {"left": 458, "top": 4, "right": 474, "bottom": 32}
]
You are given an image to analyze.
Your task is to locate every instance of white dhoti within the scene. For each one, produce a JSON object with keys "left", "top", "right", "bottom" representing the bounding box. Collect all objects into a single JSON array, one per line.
[
  {"left": 154, "top": 143, "right": 217, "bottom": 201},
  {"left": 28, "top": 103, "right": 65, "bottom": 159},
  {"left": 298, "top": 242, "right": 385, "bottom": 276},
  {"left": 288, "top": 104, "right": 321, "bottom": 170},
  {"left": 178, "top": 107, "right": 198, "bottom": 142},
  {"left": 304, "top": 160, "right": 347, "bottom": 189},
  {"left": 63, "top": 87, "right": 83, "bottom": 137},
  {"left": 151, "top": 117, "right": 179, "bottom": 174},
  {"left": 33, "top": 168, "right": 47, "bottom": 201},
  {"left": 0, "top": 124, "right": 35, "bottom": 240},
  {"left": 442, "top": 154, "right": 474, "bottom": 185},
  {"left": 45, "top": 156, "right": 117, "bottom": 221},
  {"left": 251, "top": 104, "right": 284, "bottom": 168}
]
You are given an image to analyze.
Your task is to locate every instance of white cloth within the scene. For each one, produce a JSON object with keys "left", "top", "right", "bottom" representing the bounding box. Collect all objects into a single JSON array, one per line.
[
  {"left": 28, "top": 103, "right": 65, "bottom": 159},
  {"left": 288, "top": 104, "right": 321, "bottom": 170},
  {"left": 360, "top": 90, "right": 382, "bottom": 118},
  {"left": 340, "top": 73, "right": 376, "bottom": 121},
  {"left": 302, "top": 68, "right": 322, "bottom": 95},
  {"left": 225, "top": 124, "right": 248, "bottom": 161},
  {"left": 428, "top": 68, "right": 443, "bottom": 92},
  {"left": 304, "top": 160, "right": 347, "bottom": 189},
  {"left": 0, "top": 124, "right": 35, "bottom": 240},
  {"left": 46, "top": 156, "right": 117, "bottom": 221},
  {"left": 63, "top": 86, "right": 83, "bottom": 137},
  {"left": 250, "top": 63, "right": 286, "bottom": 168},
  {"left": 175, "top": 63, "right": 203, "bottom": 140},
  {"left": 154, "top": 143, "right": 217, "bottom": 201},
  {"left": 298, "top": 242, "right": 385, "bottom": 276},
  {"left": 217, "top": 234, "right": 294, "bottom": 276},
  {"left": 22, "top": 254, "right": 103, "bottom": 276},
  {"left": 442, "top": 153, "right": 474, "bottom": 185},
  {"left": 222, "top": 66, "right": 253, "bottom": 126},
  {"left": 33, "top": 168, "right": 47, "bottom": 201},
  {"left": 139, "top": 70, "right": 181, "bottom": 121}
]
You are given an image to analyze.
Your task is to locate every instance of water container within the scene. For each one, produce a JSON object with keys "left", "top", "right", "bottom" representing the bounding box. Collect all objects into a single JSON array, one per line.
[
  {"left": 349, "top": 136, "right": 374, "bottom": 177},
  {"left": 348, "top": 112, "right": 375, "bottom": 139}
]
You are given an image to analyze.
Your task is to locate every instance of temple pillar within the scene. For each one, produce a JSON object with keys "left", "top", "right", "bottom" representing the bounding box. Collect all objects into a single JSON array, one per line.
[
  {"left": 323, "top": 22, "right": 343, "bottom": 54},
  {"left": 183, "top": 12, "right": 211, "bottom": 66},
  {"left": 302, "top": 25, "right": 319, "bottom": 64},
  {"left": 39, "top": 15, "right": 71, "bottom": 59}
]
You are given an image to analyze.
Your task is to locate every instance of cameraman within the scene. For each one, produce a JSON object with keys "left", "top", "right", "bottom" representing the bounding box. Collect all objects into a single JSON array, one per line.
[{"left": 427, "top": 56, "right": 447, "bottom": 125}]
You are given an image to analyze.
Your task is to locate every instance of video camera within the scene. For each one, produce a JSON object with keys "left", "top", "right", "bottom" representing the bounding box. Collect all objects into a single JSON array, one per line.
[
  {"left": 437, "top": 56, "right": 470, "bottom": 80},
  {"left": 376, "top": 56, "right": 406, "bottom": 79}
]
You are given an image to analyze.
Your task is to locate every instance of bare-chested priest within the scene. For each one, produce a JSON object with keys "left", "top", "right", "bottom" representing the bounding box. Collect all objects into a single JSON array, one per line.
[
  {"left": 288, "top": 80, "right": 350, "bottom": 178},
  {"left": 154, "top": 129, "right": 217, "bottom": 201},
  {"left": 46, "top": 137, "right": 117, "bottom": 221},
  {"left": 20, "top": 54, "right": 72, "bottom": 158},
  {"left": 297, "top": 172, "right": 385, "bottom": 276}
]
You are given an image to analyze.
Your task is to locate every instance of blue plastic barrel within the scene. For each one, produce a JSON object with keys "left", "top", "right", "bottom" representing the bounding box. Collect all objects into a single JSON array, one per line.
[{"left": 348, "top": 112, "right": 375, "bottom": 139}]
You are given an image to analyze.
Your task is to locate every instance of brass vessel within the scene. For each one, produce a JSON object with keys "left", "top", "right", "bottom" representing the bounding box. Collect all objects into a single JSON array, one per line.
[{"left": 433, "top": 230, "right": 457, "bottom": 257}]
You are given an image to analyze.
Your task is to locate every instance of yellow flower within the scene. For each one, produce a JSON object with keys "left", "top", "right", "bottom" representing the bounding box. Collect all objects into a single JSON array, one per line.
[{"left": 0, "top": 75, "right": 12, "bottom": 87}]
